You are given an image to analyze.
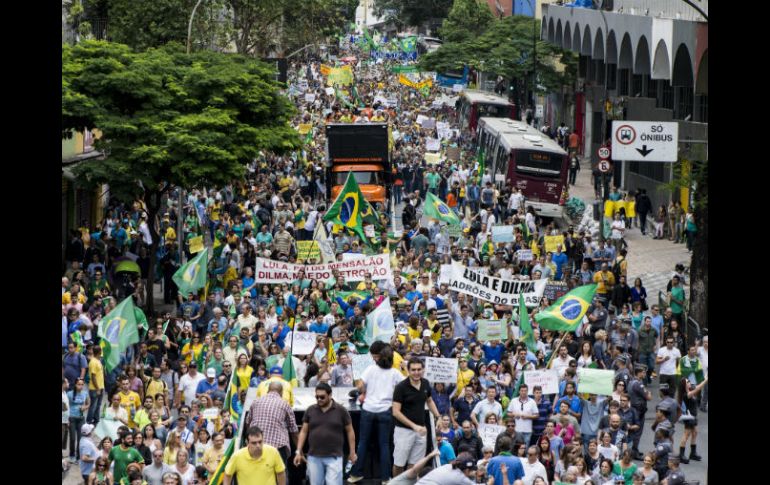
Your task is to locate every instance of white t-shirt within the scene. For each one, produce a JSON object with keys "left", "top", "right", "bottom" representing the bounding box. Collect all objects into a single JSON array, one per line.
[
  {"left": 611, "top": 220, "right": 626, "bottom": 240},
  {"left": 656, "top": 347, "right": 681, "bottom": 375},
  {"left": 697, "top": 346, "right": 708, "bottom": 376},
  {"left": 507, "top": 397, "right": 539, "bottom": 433},
  {"left": 178, "top": 373, "right": 205, "bottom": 406},
  {"left": 361, "top": 365, "right": 404, "bottom": 413},
  {"left": 521, "top": 459, "right": 549, "bottom": 485}
]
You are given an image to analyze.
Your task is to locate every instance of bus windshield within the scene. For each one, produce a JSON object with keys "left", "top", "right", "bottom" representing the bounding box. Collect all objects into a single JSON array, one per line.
[
  {"left": 515, "top": 151, "right": 564, "bottom": 177},
  {"left": 336, "top": 171, "right": 381, "bottom": 185},
  {"left": 476, "top": 103, "right": 509, "bottom": 117}
]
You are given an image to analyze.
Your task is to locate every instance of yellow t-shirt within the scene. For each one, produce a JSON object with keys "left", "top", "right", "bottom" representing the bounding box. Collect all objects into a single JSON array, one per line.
[
  {"left": 202, "top": 445, "right": 226, "bottom": 472},
  {"left": 210, "top": 204, "right": 221, "bottom": 222},
  {"left": 407, "top": 326, "right": 422, "bottom": 342},
  {"left": 256, "top": 377, "right": 294, "bottom": 407},
  {"left": 225, "top": 445, "right": 285, "bottom": 485},
  {"left": 88, "top": 357, "right": 104, "bottom": 391},
  {"left": 455, "top": 368, "right": 476, "bottom": 397},
  {"left": 393, "top": 350, "right": 406, "bottom": 376},
  {"left": 165, "top": 227, "right": 177, "bottom": 242},
  {"left": 163, "top": 446, "right": 179, "bottom": 465},
  {"left": 593, "top": 271, "right": 616, "bottom": 295},
  {"left": 145, "top": 378, "right": 167, "bottom": 402},
  {"left": 118, "top": 391, "right": 142, "bottom": 429},
  {"left": 182, "top": 343, "right": 204, "bottom": 365},
  {"left": 235, "top": 366, "right": 254, "bottom": 393}
]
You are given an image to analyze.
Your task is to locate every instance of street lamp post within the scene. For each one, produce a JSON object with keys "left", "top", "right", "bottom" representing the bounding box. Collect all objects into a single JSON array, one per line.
[{"left": 186, "top": 0, "right": 205, "bottom": 55}]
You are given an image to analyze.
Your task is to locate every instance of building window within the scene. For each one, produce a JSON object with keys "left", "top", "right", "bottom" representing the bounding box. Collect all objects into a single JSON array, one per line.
[
  {"left": 579, "top": 55, "right": 588, "bottom": 78},
  {"left": 595, "top": 60, "right": 605, "bottom": 84},
  {"left": 674, "top": 86, "right": 694, "bottom": 120},
  {"left": 618, "top": 69, "right": 630, "bottom": 95},
  {"left": 697, "top": 94, "right": 708, "bottom": 123},
  {"left": 606, "top": 64, "right": 617, "bottom": 90},
  {"left": 632, "top": 74, "right": 644, "bottom": 97},
  {"left": 647, "top": 78, "right": 658, "bottom": 100},
  {"left": 629, "top": 161, "right": 668, "bottom": 183},
  {"left": 657, "top": 80, "right": 674, "bottom": 110}
]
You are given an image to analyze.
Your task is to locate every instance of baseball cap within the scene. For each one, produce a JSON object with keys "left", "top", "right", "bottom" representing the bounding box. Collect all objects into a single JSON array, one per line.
[
  {"left": 269, "top": 366, "right": 283, "bottom": 374},
  {"left": 666, "top": 470, "right": 685, "bottom": 485},
  {"left": 454, "top": 452, "right": 477, "bottom": 471},
  {"left": 206, "top": 368, "right": 216, "bottom": 378},
  {"left": 81, "top": 424, "right": 95, "bottom": 436},
  {"left": 422, "top": 329, "right": 432, "bottom": 337}
]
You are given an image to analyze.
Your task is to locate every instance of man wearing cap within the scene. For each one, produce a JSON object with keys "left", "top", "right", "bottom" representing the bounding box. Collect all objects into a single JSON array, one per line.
[
  {"left": 661, "top": 456, "right": 685, "bottom": 485},
  {"left": 414, "top": 451, "right": 477, "bottom": 485},
  {"left": 196, "top": 367, "right": 219, "bottom": 400},
  {"left": 256, "top": 366, "right": 295, "bottom": 407},
  {"left": 177, "top": 361, "right": 205, "bottom": 408},
  {"left": 249, "top": 381, "right": 299, "bottom": 467},
  {"left": 78, "top": 423, "right": 99, "bottom": 483}
]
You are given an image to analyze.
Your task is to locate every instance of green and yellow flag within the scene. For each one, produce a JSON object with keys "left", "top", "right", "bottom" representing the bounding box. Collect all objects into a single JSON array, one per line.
[
  {"left": 518, "top": 293, "right": 538, "bottom": 353},
  {"left": 207, "top": 438, "right": 235, "bottom": 485},
  {"left": 400, "top": 35, "right": 417, "bottom": 53},
  {"left": 534, "top": 284, "right": 598, "bottom": 332},
  {"left": 477, "top": 147, "right": 486, "bottom": 178},
  {"left": 283, "top": 351, "right": 299, "bottom": 388},
  {"left": 172, "top": 247, "right": 209, "bottom": 297},
  {"left": 97, "top": 297, "right": 142, "bottom": 372},
  {"left": 424, "top": 192, "right": 462, "bottom": 226},
  {"left": 323, "top": 172, "right": 368, "bottom": 243}
]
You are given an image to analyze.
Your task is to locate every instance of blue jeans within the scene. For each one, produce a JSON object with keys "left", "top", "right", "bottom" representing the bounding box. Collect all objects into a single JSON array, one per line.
[
  {"left": 87, "top": 390, "right": 104, "bottom": 424},
  {"left": 638, "top": 351, "right": 656, "bottom": 384},
  {"left": 350, "top": 409, "right": 392, "bottom": 480},
  {"left": 307, "top": 455, "right": 343, "bottom": 485}
]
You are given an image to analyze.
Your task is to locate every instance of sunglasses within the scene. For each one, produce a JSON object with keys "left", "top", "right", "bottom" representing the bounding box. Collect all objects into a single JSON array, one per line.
[{"left": 314, "top": 395, "right": 328, "bottom": 400}]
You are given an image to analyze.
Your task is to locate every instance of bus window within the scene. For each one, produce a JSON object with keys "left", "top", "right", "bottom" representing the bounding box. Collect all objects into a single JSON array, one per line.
[
  {"left": 337, "top": 172, "right": 381, "bottom": 185},
  {"left": 494, "top": 145, "right": 508, "bottom": 185},
  {"left": 515, "top": 151, "right": 564, "bottom": 177}
]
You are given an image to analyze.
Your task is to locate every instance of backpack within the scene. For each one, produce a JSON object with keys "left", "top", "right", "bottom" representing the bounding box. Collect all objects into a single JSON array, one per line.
[{"left": 611, "top": 257, "right": 624, "bottom": 280}]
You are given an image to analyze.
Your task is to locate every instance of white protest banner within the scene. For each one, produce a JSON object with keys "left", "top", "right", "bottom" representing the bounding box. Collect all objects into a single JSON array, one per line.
[
  {"left": 438, "top": 264, "right": 453, "bottom": 285},
  {"left": 491, "top": 225, "right": 515, "bottom": 243},
  {"left": 478, "top": 424, "right": 506, "bottom": 448},
  {"left": 386, "top": 97, "right": 399, "bottom": 107},
  {"left": 305, "top": 93, "right": 316, "bottom": 103},
  {"left": 422, "top": 118, "right": 436, "bottom": 129},
  {"left": 325, "top": 87, "right": 335, "bottom": 96},
  {"left": 523, "top": 369, "right": 559, "bottom": 395},
  {"left": 577, "top": 368, "right": 615, "bottom": 395},
  {"left": 287, "top": 332, "right": 317, "bottom": 356},
  {"left": 425, "top": 138, "right": 440, "bottom": 152},
  {"left": 446, "top": 262, "right": 547, "bottom": 306},
  {"left": 253, "top": 253, "right": 392, "bottom": 284},
  {"left": 424, "top": 357, "right": 458, "bottom": 384},
  {"left": 416, "top": 114, "right": 429, "bottom": 125},
  {"left": 476, "top": 320, "right": 507, "bottom": 342},
  {"left": 516, "top": 249, "right": 533, "bottom": 262},
  {"left": 351, "top": 353, "right": 375, "bottom": 380}
]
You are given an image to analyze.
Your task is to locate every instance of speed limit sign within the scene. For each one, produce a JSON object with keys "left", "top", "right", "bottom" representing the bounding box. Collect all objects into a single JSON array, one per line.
[
  {"left": 598, "top": 146, "right": 611, "bottom": 160},
  {"left": 598, "top": 160, "right": 611, "bottom": 173}
]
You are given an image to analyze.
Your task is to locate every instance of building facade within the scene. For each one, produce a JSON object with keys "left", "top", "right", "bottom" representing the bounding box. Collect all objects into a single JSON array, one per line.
[{"left": 541, "top": 0, "right": 707, "bottom": 211}]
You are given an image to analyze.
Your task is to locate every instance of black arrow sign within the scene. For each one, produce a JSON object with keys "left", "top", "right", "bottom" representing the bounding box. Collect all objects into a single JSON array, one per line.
[{"left": 636, "top": 145, "right": 654, "bottom": 157}]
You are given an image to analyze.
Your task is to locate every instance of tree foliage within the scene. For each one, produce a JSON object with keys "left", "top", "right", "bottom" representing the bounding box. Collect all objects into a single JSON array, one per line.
[
  {"left": 373, "top": 0, "right": 453, "bottom": 28},
  {"left": 439, "top": 0, "right": 494, "bottom": 44},
  {"left": 62, "top": 40, "right": 299, "bottom": 311},
  {"left": 420, "top": 15, "right": 578, "bottom": 95}
]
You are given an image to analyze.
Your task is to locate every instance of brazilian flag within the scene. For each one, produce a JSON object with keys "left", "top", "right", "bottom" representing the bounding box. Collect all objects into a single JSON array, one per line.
[
  {"left": 534, "top": 284, "right": 598, "bottom": 332},
  {"left": 423, "top": 192, "right": 461, "bottom": 226},
  {"left": 323, "top": 172, "right": 368, "bottom": 244},
  {"left": 518, "top": 293, "right": 538, "bottom": 354},
  {"left": 400, "top": 36, "right": 417, "bottom": 53}
]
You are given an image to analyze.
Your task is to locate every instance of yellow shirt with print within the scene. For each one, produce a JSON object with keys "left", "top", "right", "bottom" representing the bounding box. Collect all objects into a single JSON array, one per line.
[
  {"left": 88, "top": 357, "right": 104, "bottom": 391},
  {"left": 225, "top": 445, "right": 285, "bottom": 485},
  {"left": 209, "top": 203, "right": 221, "bottom": 222},
  {"left": 118, "top": 390, "right": 142, "bottom": 429}
]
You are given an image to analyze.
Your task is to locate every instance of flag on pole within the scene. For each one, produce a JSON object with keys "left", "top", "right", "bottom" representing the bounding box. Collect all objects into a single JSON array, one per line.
[
  {"left": 313, "top": 222, "right": 336, "bottom": 263},
  {"left": 224, "top": 371, "right": 242, "bottom": 422},
  {"left": 172, "top": 247, "right": 209, "bottom": 297},
  {"left": 282, "top": 351, "right": 299, "bottom": 388},
  {"left": 365, "top": 297, "right": 395, "bottom": 345},
  {"left": 423, "top": 192, "right": 462, "bottom": 226},
  {"left": 400, "top": 36, "right": 417, "bottom": 53},
  {"left": 207, "top": 438, "right": 235, "bottom": 485},
  {"left": 327, "top": 335, "right": 337, "bottom": 365},
  {"left": 323, "top": 172, "right": 368, "bottom": 244},
  {"left": 518, "top": 293, "right": 538, "bottom": 353},
  {"left": 97, "top": 297, "right": 142, "bottom": 372},
  {"left": 534, "top": 284, "right": 598, "bottom": 332},
  {"left": 477, "top": 147, "right": 485, "bottom": 178}
]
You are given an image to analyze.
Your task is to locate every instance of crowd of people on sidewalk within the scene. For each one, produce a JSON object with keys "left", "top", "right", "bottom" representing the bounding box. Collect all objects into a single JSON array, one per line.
[{"left": 62, "top": 34, "right": 706, "bottom": 485}]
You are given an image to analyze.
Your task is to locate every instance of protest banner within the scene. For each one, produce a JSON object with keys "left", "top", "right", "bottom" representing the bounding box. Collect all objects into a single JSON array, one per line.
[
  {"left": 296, "top": 241, "right": 321, "bottom": 261},
  {"left": 328, "top": 66, "right": 353, "bottom": 86},
  {"left": 425, "top": 138, "right": 440, "bottom": 152},
  {"left": 422, "top": 118, "right": 436, "bottom": 129},
  {"left": 446, "top": 262, "right": 547, "bottom": 306},
  {"left": 424, "top": 357, "right": 458, "bottom": 384},
  {"left": 416, "top": 114, "right": 428, "bottom": 125},
  {"left": 351, "top": 353, "right": 375, "bottom": 380},
  {"left": 304, "top": 93, "right": 316, "bottom": 103},
  {"left": 478, "top": 424, "right": 506, "bottom": 448},
  {"left": 253, "top": 253, "right": 392, "bottom": 284},
  {"left": 287, "top": 332, "right": 317, "bottom": 356},
  {"left": 577, "top": 368, "right": 615, "bottom": 395},
  {"left": 424, "top": 153, "right": 441, "bottom": 165},
  {"left": 445, "top": 146, "right": 461, "bottom": 160},
  {"left": 319, "top": 64, "right": 331, "bottom": 76},
  {"left": 491, "top": 225, "right": 515, "bottom": 243},
  {"left": 516, "top": 249, "right": 533, "bottom": 261},
  {"left": 544, "top": 235, "right": 565, "bottom": 253},
  {"left": 523, "top": 369, "right": 560, "bottom": 395},
  {"left": 476, "top": 320, "right": 507, "bottom": 342},
  {"left": 188, "top": 236, "right": 204, "bottom": 254},
  {"left": 325, "top": 87, "right": 335, "bottom": 96},
  {"left": 543, "top": 282, "right": 569, "bottom": 302},
  {"left": 297, "top": 124, "right": 312, "bottom": 135}
]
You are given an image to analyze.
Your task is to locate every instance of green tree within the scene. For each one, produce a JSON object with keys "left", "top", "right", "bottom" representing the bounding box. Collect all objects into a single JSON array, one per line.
[
  {"left": 439, "top": 0, "right": 494, "bottom": 44},
  {"left": 373, "top": 0, "right": 453, "bottom": 28},
  {"left": 62, "top": 41, "right": 300, "bottom": 312}
]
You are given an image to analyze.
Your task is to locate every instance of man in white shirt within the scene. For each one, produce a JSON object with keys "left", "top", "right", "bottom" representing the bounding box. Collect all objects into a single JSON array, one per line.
[
  {"left": 551, "top": 344, "right": 575, "bottom": 379},
  {"left": 508, "top": 188, "right": 524, "bottom": 214},
  {"left": 521, "top": 445, "right": 549, "bottom": 485},
  {"left": 177, "top": 362, "right": 205, "bottom": 407},
  {"left": 236, "top": 304, "right": 259, "bottom": 335},
  {"left": 507, "top": 384, "right": 540, "bottom": 445},
  {"left": 656, "top": 337, "right": 682, "bottom": 391},
  {"left": 470, "top": 386, "right": 503, "bottom": 427}
]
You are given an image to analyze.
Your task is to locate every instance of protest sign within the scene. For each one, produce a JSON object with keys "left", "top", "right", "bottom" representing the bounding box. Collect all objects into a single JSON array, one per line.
[
  {"left": 516, "top": 249, "right": 533, "bottom": 261},
  {"left": 328, "top": 66, "right": 353, "bottom": 86},
  {"left": 424, "top": 357, "right": 458, "bottom": 384},
  {"left": 544, "top": 235, "right": 565, "bottom": 253},
  {"left": 438, "top": 264, "right": 453, "bottom": 285},
  {"left": 254, "top": 253, "right": 392, "bottom": 284},
  {"left": 491, "top": 225, "right": 515, "bottom": 243},
  {"left": 523, "top": 369, "right": 560, "bottom": 395},
  {"left": 386, "top": 97, "right": 399, "bottom": 107},
  {"left": 543, "top": 282, "right": 569, "bottom": 302},
  {"left": 304, "top": 93, "right": 316, "bottom": 103},
  {"left": 425, "top": 138, "right": 440, "bottom": 152},
  {"left": 422, "top": 118, "right": 436, "bottom": 129},
  {"left": 424, "top": 153, "right": 441, "bottom": 165},
  {"left": 577, "top": 368, "right": 615, "bottom": 395},
  {"left": 325, "top": 87, "right": 335, "bottom": 96},
  {"left": 446, "top": 146, "right": 461, "bottom": 160},
  {"left": 478, "top": 424, "right": 506, "bottom": 448},
  {"left": 287, "top": 332, "right": 317, "bottom": 355},
  {"left": 296, "top": 241, "right": 321, "bottom": 261},
  {"left": 415, "top": 114, "right": 428, "bottom": 125},
  {"left": 188, "top": 236, "right": 204, "bottom": 254},
  {"left": 351, "top": 353, "right": 375, "bottom": 380},
  {"left": 446, "top": 262, "right": 547, "bottom": 306},
  {"left": 476, "top": 320, "right": 507, "bottom": 342}
]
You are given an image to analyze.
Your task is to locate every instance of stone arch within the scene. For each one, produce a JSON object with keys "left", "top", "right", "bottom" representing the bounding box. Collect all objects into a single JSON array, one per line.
[
  {"left": 548, "top": 17, "right": 555, "bottom": 43},
  {"left": 563, "top": 22, "right": 572, "bottom": 50},
  {"left": 634, "top": 36, "right": 651, "bottom": 75},
  {"left": 541, "top": 17, "right": 549, "bottom": 41},
  {"left": 555, "top": 19, "right": 563, "bottom": 47},
  {"left": 593, "top": 28, "right": 604, "bottom": 60},
  {"left": 582, "top": 25, "right": 592, "bottom": 56},
  {"left": 606, "top": 30, "right": 618, "bottom": 65},
  {"left": 618, "top": 33, "right": 634, "bottom": 70},
  {"left": 672, "top": 43, "right": 694, "bottom": 87},
  {"left": 695, "top": 49, "right": 708, "bottom": 95},
  {"left": 652, "top": 39, "right": 671, "bottom": 79}
]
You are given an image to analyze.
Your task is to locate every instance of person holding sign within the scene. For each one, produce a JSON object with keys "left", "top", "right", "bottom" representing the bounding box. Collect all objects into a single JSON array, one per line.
[{"left": 392, "top": 357, "right": 442, "bottom": 478}]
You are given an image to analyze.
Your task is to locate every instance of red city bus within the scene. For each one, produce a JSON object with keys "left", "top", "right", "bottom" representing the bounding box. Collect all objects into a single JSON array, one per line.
[
  {"left": 457, "top": 90, "right": 516, "bottom": 135},
  {"left": 477, "top": 117, "right": 569, "bottom": 219}
]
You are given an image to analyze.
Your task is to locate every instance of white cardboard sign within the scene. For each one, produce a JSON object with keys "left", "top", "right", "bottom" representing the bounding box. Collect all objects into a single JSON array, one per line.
[
  {"left": 424, "top": 357, "right": 458, "bottom": 384},
  {"left": 523, "top": 369, "right": 559, "bottom": 395},
  {"left": 287, "top": 331, "right": 317, "bottom": 356}
]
